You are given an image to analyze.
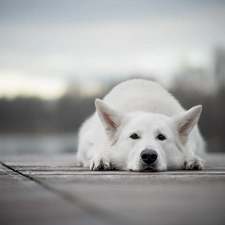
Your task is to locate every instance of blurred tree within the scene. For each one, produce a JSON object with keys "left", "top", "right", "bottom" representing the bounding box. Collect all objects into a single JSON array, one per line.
[{"left": 214, "top": 46, "right": 225, "bottom": 87}]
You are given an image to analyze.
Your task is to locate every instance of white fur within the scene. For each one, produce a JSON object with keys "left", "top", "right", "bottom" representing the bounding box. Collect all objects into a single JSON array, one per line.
[{"left": 76, "top": 79, "right": 205, "bottom": 171}]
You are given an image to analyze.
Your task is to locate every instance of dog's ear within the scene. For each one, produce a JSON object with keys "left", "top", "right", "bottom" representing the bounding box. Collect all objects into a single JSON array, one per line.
[
  {"left": 173, "top": 105, "right": 202, "bottom": 144},
  {"left": 95, "top": 99, "right": 123, "bottom": 141}
]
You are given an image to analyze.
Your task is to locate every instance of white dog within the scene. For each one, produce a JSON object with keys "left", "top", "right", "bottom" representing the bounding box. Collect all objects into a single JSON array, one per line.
[{"left": 76, "top": 79, "right": 205, "bottom": 172}]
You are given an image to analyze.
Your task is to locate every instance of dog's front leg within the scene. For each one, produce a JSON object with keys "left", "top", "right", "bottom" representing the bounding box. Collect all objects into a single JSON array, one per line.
[
  {"left": 182, "top": 142, "right": 205, "bottom": 170},
  {"left": 182, "top": 155, "right": 205, "bottom": 170},
  {"left": 90, "top": 152, "right": 114, "bottom": 171}
]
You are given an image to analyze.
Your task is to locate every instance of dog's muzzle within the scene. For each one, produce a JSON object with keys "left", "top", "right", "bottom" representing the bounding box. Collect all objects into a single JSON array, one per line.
[{"left": 140, "top": 148, "right": 158, "bottom": 171}]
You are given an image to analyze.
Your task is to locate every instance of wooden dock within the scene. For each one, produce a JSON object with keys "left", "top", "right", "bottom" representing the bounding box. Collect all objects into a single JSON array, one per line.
[{"left": 1, "top": 153, "right": 225, "bottom": 225}]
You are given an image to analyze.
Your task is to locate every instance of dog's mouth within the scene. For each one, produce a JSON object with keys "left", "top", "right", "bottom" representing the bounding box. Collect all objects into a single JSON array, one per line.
[
  {"left": 128, "top": 162, "right": 158, "bottom": 172},
  {"left": 140, "top": 163, "right": 158, "bottom": 172},
  {"left": 141, "top": 166, "right": 157, "bottom": 172},
  {"left": 128, "top": 166, "right": 158, "bottom": 172}
]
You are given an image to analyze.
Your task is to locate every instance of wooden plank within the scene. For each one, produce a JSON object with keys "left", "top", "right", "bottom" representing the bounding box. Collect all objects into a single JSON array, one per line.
[{"left": 0, "top": 164, "right": 121, "bottom": 225}]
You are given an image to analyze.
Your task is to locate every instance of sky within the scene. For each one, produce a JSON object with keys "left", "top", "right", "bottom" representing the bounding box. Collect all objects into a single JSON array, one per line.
[{"left": 0, "top": 0, "right": 225, "bottom": 99}]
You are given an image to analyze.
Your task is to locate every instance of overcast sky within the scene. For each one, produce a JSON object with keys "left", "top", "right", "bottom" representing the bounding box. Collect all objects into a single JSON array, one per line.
[{"left": 0, "top": 0, "right": 225, "bottom": 99}]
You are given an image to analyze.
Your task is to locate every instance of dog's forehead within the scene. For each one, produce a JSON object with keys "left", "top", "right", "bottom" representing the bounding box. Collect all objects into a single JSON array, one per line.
[{"left": 127, "top": 113, "right": 171, "bottom": 131}]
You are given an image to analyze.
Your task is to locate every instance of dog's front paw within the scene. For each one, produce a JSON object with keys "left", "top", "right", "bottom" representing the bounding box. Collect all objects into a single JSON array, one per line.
[
  {"left": 90, "top": 155, "right": 113, "bottom": 171},
  {"left": 182, "top": 156, "right": 205, "bottom": 170}
]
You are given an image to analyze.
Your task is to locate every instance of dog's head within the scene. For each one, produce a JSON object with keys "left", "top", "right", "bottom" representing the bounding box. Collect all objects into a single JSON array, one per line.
[{"left": 95, "top": 99, "right": 202, "bottom": 172}]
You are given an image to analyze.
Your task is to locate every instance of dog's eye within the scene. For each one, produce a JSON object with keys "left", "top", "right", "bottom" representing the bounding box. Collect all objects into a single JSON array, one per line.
[
  {"left": 130, "top": 133, "right": 140, "bottom": 140},
  {"left": 157, "top": 134, "right": 166, "bottom": 141}
]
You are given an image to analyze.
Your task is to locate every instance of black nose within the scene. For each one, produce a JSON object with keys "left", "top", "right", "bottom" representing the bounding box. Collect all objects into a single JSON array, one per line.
[{"left": 141, "top": 149, "right": 158, "bottom": 164}]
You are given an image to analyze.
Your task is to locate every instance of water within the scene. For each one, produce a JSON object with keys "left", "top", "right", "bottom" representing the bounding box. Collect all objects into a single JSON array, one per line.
[{"left": 0, "top": 133, "right": 78, "bottom": 155}]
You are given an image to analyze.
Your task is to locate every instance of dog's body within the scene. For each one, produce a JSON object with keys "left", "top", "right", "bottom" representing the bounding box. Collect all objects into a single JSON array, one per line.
[{"left": 76, "top": 79, "right": 205, "bottom": 171}]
